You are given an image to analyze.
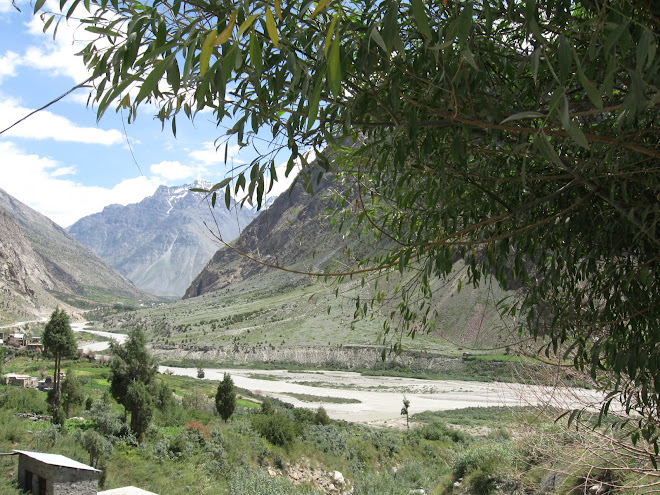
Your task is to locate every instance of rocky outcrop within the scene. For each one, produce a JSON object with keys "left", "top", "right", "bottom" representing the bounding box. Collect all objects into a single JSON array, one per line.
[{"left": 68, "top": 180, "right": 257, "bottom": 297}]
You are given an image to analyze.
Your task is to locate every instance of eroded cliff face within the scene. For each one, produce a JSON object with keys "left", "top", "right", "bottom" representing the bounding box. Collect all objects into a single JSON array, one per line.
[
  {"left": 150, "top": 342, "right": 461, "bottom": 373},
  {"left": 0, "top": 209, "right": 57, "bottom": 320}
]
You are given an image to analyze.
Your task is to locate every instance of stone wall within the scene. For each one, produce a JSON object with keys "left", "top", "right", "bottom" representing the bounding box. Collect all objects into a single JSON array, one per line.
[
  {"left": 150, "top": 343, "right": 463, "bottom": 373},
  {"left": 18, "top": 455, "right": 98, "bottom": 495}
]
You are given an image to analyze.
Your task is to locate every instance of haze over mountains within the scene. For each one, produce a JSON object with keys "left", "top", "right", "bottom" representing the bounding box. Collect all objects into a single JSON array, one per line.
[
  {"left": 0, "top": 187, "right": 147, "bottom": 324},
  {"left": 68, "top": 181, "right": 257, "bottom": 298}
]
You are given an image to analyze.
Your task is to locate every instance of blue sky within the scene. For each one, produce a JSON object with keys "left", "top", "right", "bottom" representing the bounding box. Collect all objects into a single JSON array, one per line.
[{"left": 0, "top": 0, "right": 296, "bottom": 227}]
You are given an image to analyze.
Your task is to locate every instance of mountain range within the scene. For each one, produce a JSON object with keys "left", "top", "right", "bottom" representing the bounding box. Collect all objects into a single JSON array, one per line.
[
  {"left": 0, "top": 187, "right": 147, "bottom": 324},
  {"left": 68, "top": 181, "right": 257, "bottom": 298}
]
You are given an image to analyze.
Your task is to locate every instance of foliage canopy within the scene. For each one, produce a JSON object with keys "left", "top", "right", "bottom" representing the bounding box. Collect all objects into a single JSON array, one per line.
[{"left": 37, "top": 0, "right": 659, "bottom": 445}]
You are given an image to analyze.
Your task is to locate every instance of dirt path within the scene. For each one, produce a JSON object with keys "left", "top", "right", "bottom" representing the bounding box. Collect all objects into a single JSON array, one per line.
[{"left": 159, "top": 366, "right": 603, "bottom": 425}]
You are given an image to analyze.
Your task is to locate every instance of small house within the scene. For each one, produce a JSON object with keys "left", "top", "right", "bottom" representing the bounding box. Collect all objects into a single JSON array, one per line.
[
  {"left": 7, "top": 333, "right": 26, "bottom": 347},
  {"left": 3, "top": 373, "right": 38, "bottom": 388},
  {"left": 15, "top": 450, "right": 100, "bottom": 495}
]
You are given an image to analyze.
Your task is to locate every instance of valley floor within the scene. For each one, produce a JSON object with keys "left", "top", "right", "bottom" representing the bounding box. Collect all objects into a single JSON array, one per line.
[{"left": 159, "top": 366, "right": 604, "bottom": 426}]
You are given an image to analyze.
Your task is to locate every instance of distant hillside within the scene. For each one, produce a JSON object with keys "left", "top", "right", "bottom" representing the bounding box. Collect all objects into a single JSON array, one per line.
[
  {"left": 0, "top": 187, "right": 148, "bottom": 323},
  {"left": 184, "top": 173, "right": 345, "bottom": 298},
  {"left": 68, "top": 181, "right": 257, "bottom": 297}
]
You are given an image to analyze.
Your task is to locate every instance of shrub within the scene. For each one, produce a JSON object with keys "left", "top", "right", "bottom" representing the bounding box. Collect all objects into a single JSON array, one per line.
[
  {"left": 451, "top": 442, "right": 512, "bottom": 480},
  {"left": 421, "top": 421, "right": 468, "bottom": 443},
  {"left": 0, "top": 387, "right": 47, "bottom": 414},
  {"left": 251, "top": 413, "right": 297, "bottom": 449},
  {"left": 89, "top": 400, "right": 126, "bottom": 438},
  {"left": 314, "top": 407, "right": 331, "bottom": 426},
  {"left": 229, "top": 467, "right": 319, "bottom": 495},
  {"left": 301, "top": 425, "right": 348, "bottom": 457},
  {"left": 364, "top": 429, "right": 400, "bottom": 458}
]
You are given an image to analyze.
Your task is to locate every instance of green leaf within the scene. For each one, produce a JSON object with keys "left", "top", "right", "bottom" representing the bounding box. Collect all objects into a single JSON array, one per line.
[
  {"left": 135, "top": 55, "right": 172, "bottom": 103},
  {"left": 531, "top": 48, "right": 540, "bottom": 82},
  {"left": 210, "top": 178, "right": 232, "bottom": 192},
  {"left": 324, "top": 15, "right": 338, "bottom": 57},
  {"left": 224, "top": 185, "right": 231, "bottom": 209},
  {"left": 410, "top": 0, "right": 431, "bottom": 40},
  {"left": 566, "top": 123, "right": 589, "bottom": 149},
  {"left": 558, "top": 35, "right": 572, "bottom": 85},
  {"left": 501, "top": 111, "right": 544, "bottom": 123},
  {"left": 265, "top": 7, "right": 279, "bottom": 48},
  {"left": 370, "top": 27, "right": 388, "bottom": 54},
  {"left": 311, "top": 0, "right": 332, "bottom": 18},
  {"left": 534, "top": 133, "right": 564, "bottom": 168},
  {"left": 275, "top": 0, "right": 282, "bottom": 20},
  {"left": 33, "top": 0, "right": 47, "bottom": 14},
  {"left": 457, "top": 2, "right": 473, "bottom": 47},
  {"left": 328, "top": 36, "right": 341, "bottom": 96},
  {"left": 578, "top": 70, "right": 603, "bottom": 109},
  {"left": 307, "top": 77, "right": 323, "bottom": 131},
  {"left": 250, "top": 30, "right": 263, "bottom": 74},
  {"left": 237, "top": 14, "right": 259, "bottom": 38},
  {"left": 199, "top": 29, "right": 217, "bottom": 78},
  {"left": 85, "top": 26, "right": 121, "bottom": 37},
  {"left": 215, "top": 11, "right": 237, "bottom": 46},
  {"left": 461, "top": 48, "right": 477, "bottom": 70}
]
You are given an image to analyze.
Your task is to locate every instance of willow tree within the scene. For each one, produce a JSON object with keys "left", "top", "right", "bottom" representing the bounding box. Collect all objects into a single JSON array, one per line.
[{"left": 34, "top": 0, "right": 658, "bottom": 448}]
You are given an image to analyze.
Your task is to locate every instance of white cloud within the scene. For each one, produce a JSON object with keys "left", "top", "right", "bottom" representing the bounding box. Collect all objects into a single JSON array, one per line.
[
  {"left": 150, "top": 160, "right": 202, "bottom": 181},
  {"left": 0, "top": 97, "right": 123, "bottom": 145},
  {"left": 188, "top": 142, "right": 243, "bottom": 167},
  {"left": 0, "top": 141, "right": 160, "bottom": 227},
  {"left": 51, "top": 166, "right": 76, "bottom": 176},
  {"left": 0, "top": 51, "right": 20, "bottom": 84},
  {"left": 0, "top": 0, "right": 17, "bottom": 13}
]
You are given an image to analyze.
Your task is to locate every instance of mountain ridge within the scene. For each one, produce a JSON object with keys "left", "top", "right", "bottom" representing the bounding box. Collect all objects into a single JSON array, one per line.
[
  {"left": 68, "top": 180, "right": 257, "bottom": 297},
  {"left": 0, "top": 187, "right": 148, "bottom": 323}
]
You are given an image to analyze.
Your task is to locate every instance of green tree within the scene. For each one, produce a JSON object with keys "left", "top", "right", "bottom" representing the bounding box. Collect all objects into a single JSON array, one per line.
[
  {"left": 109, "top": 327, "right": 157, "bottom": 441},
  {"left": 61, "top": 368, "right": 85, "bottom": 418},
  {"left": 125, "top": 381, "right": 154, "bottom": 443},
  {"left": 215, "top": 373, "right": 236, "bottom": 423},
  {"left": 42, "top": 308, "right": 76, "bottom": 407},
  {"left": 31, "top": 0, "right": 659, "bottom": 449}
]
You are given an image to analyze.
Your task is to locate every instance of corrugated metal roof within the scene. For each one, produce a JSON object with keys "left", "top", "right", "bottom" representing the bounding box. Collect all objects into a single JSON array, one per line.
[
  {"left": 98, "top": 487, "right": 159, "bottom": 495},
  {"left": 14, "top": 450, "right": 100, "bottom": 472}
]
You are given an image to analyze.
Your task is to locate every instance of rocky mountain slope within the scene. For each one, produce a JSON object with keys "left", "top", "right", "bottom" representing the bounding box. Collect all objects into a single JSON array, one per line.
[
  {"left": 68, "top": 181, "right": 257, "bottom": 298},
  {"left": 184, "top": 173, "right": 345, "bottom": 298},
  {"left": 0, "top": 188, "right": 147, "bottom": 323}
]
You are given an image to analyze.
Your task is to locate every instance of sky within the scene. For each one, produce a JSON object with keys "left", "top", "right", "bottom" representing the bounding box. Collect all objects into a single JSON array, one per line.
[{"left": 0, "top": 0, "right": 296, "bottom": 227}]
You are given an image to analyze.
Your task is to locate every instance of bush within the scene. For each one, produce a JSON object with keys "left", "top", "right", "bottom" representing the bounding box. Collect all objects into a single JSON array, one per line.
[
  {"left": 229, "top": 467, "right": 319, "bottom": 495},
  {"left": 89, "top": 400, "right": 127, "bottom": 438},
  {"left": 364, "top": 429, "right": 400, "bottom": 458},
  {"left": 301, "top": 425, "right": 348, "bottom": 458},
  {"left": 451, "top": 442, "right": 512, "bottom": 480},
  {"left": 421, "top": 421, "right": 468, "bottom": 443},
  {"left": 0, "top": 387, "right": 47, "bottom": 414},
  {"left": 251, "top": 413, "right": 297, "bottom": 449},
  {"left": 314, "top": 407, "right": 331, "bottom": 426}
]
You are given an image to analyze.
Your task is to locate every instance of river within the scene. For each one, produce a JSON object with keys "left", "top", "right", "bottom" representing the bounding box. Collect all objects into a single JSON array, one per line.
[{"left": 18, "top": 321, "right": 601, "bottom": 425}]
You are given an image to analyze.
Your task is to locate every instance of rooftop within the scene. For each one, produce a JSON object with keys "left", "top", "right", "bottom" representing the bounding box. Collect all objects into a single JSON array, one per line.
[
  {"left": 98, "top": 487, "right": 159, "bottom": 495},
  {"left": 14, "top": 450, "right": 100, "bottom": 472}
]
